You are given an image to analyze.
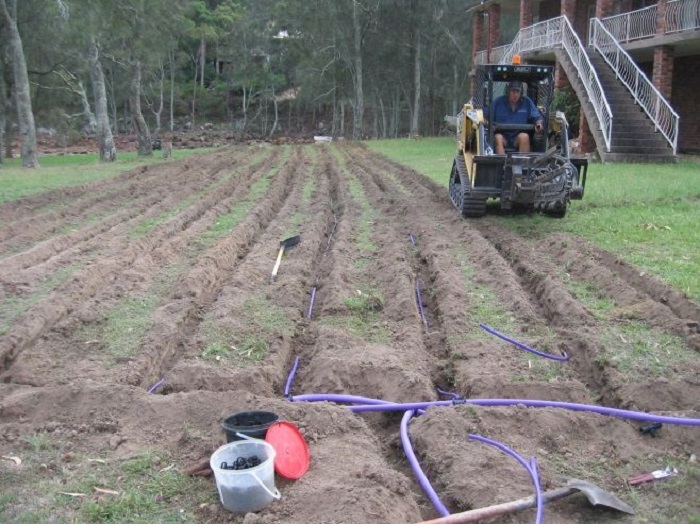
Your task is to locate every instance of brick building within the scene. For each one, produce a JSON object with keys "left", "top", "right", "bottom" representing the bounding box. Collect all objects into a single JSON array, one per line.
[{"left": 471, "top": 0, "right": 700, "bottom": 161}]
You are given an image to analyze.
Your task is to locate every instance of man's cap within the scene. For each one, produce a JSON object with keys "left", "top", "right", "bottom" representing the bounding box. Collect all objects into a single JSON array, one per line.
[{"left": 508, "top": 81, "right": 523, "bottom": 91}]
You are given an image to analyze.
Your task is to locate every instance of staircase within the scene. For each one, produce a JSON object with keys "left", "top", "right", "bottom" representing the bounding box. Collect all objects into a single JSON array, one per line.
[
  {"left": 587, "top": 52, "right": 676, "bottom": 162},
  {"left": 486, "top": 15, "right": 679, "bottom": 163},
  {"left": 556, "top": 49, "right": 676, "bottom": 162}
]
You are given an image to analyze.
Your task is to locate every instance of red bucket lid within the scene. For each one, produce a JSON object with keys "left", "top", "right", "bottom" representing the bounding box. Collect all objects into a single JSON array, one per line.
[{"left": 265, "top": 421, "right": 310, "bottom": 479}]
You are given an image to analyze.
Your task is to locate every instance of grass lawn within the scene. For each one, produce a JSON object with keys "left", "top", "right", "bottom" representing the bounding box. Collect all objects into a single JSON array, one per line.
[{"left": 368, "top": 137, "right": 700, "bottom": 301}]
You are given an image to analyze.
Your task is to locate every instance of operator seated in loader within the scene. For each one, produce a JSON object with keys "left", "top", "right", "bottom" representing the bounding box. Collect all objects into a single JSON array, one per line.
[{"left": 490, "top": 80, "right": 544, "bottom": 154}]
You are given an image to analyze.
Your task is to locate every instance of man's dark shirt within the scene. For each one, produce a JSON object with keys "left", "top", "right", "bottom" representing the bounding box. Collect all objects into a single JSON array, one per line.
[{"left": 490, "top": 95, "right": 542, "bottom": 141}]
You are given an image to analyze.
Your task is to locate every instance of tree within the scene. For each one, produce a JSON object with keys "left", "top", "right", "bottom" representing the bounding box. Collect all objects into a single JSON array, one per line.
[
  {"left": 0, "top": 0, "right": 39, "bottom": 167},
  {"left": 88, "top": 37, "right": 116, "bottom": 161}
]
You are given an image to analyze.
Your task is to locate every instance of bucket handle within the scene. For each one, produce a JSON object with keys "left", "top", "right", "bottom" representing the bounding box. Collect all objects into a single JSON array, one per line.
[{"left": 251, "top": 471, "right": 281, "bottom": 500}]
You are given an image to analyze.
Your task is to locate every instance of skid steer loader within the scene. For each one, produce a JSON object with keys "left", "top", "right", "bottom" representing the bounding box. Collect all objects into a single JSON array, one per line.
[{"left": 448, "top": 60, "right": 587, "bottom": 217}]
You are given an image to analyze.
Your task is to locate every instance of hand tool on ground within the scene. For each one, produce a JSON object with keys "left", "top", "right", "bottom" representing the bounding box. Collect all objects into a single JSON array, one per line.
[
  {"left": 628, "top": 466, "right": 678, "bottom": 486},
  {"left": 415, "top": 478, "right": 634, "bottom": 523},
  {"left": 270, "top": 235, "right": 301, "bottom": 282}
]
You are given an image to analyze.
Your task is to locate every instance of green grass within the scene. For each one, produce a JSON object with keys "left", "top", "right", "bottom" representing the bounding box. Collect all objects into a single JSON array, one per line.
[
  {"left": 73, "top": 264, "right": 183, "bottom": 364},
  {"left": 598, "top": 320, "right": 696, "bottom": 379},
  {"left": 200, "top": 295, "right": 294, "bottom": 365},
  {"left": 0, "top": 149, "right": 214, "bottom": 204},
  {"left": 367, "top": 138, "right": 700, "bottom": 301}
]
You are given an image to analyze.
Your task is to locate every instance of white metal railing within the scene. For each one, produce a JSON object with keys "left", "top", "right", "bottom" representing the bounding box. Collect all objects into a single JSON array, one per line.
[
  {"left": 494, "top": 16, "right": 613, "bottom": 152},
  {"left": 600, "top": 0, "right": 700, "bottom": 43},
  {"left": 474, "top": 45, "right": 509, "bottom": 65},
  {"left": 665, "top": 0, "right": 700, "bottom": 33},
  {"left": 589, "top": 18, "right": 679, "bottom": 153}
]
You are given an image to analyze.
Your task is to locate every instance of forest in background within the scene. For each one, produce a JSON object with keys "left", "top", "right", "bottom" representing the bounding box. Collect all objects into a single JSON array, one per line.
[{"left": 0, "top": 0, "right": 523, "bottom": 167}]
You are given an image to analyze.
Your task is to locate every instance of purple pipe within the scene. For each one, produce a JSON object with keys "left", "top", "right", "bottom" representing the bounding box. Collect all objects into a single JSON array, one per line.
[
  {"left": 147, "top": 378, "right": 165, "bottom": 394},
  {"left": 307, "top": 287, "right": 317, "bottom": 319},
  {"left": 292, "top": 393, "right": 391, "bottom": 405},
  {"left": 402, "top": 410, "right": 450, "bottom": 517},
  {"left": 436, "top": 387, "right": 462, "bottom": 400},
  {"left": 284, "top": 356, "right": 300, "bottom": 397},
  {"left": 415, "top": 279, "right": 430, "bottom": 333},
  {"left": 470, "top": 434, "right": 543, "bottom": 524},
  {"left": 531, "top": 457, "right": 544, "bottom": 524},
  {"left": 480, "top": 323, "right": 570, "bottom": 361},
  {"left": 409, "top": 233, "right": 417, "bottom": 246},
  {"left": 348, "top": 398, "right": 700, "bottom": 426}
]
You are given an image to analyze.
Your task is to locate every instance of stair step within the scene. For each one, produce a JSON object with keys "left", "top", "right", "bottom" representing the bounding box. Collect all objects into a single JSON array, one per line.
[
  {"left": 603, "top": 153, "right": 678, "bottom": 163},
  {"left": 610, "top": 146, "right": 673, "bottom": 154}
]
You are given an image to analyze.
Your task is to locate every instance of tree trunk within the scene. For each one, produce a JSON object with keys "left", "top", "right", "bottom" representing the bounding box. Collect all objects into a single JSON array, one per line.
[
  {"left": 169, "top": 47, "right": 175, "bottom": 132},
  {"left": 411, "top": 28, "right": 421, "bottom": 138},
  {"left": 199, "top": 38, "right": 206, "bottom": 88},
  {"left": 452, "top": 63, "right": 458, "bottom": 116},
  {"left": 340, "top": 102, "right": 345, "bottom": 137},
  {"left": 269, "top": 86, "right": 279, "bottom": 137},
  {"left": 77, "top": 80, "right": 97, "bottom": 134},
  {"left": 88, "top": 37, "right": 116, "bottom": 162},
  {"left": 351, "top": 0, "right": 364, "bottom": 140},
  {"left": 0, "top": 0, "right": 39, "bottom": 167},
  {"left": 378, "top": 94, "right": 387, "bottom": 139},
  {"left": 0, "top": 64, "right": 6, "bottom": 164},
  {"left": 129, "top": 61, "right": 152, "bottom": 156}
]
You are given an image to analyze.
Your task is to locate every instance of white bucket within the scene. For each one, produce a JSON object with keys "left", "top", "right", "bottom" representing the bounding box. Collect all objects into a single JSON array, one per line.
[{"left": 210, "top": 440, "right": 281, "bottom": 513}]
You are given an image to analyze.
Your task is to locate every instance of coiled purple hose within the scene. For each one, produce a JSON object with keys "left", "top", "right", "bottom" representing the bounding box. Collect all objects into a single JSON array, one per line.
[{"left": 480, "top": 323, "right": 570, "bottom": 361}]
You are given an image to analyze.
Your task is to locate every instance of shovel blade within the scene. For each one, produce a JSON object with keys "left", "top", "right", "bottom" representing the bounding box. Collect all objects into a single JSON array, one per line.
[
  {"left": 567, "top": 479, "right": 635, "bottom": 515},
  {"left": 280, "top": 235, "right": 301, "bottom": 249}
]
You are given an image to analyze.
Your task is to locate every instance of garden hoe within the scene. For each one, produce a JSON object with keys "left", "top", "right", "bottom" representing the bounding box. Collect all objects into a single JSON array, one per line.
[
  {"left": 270, "top": 235, "right": 301, "bottom": 283},
  {"left": 416, "top": 478, "right": 634, "bottom": 523}
]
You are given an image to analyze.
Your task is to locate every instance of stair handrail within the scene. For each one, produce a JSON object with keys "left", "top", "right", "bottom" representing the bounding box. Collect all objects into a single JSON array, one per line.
[
  {"left": 499, "top": 16, "right": 612, "bottom": 152},
  {"left": 589, "top": 18, "right": 679, "bottom": 153}
]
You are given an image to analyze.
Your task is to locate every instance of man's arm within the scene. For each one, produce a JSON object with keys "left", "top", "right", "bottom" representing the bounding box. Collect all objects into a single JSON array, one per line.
[{"left": 527, "top": 97, "right": 544, "bottom": 131}]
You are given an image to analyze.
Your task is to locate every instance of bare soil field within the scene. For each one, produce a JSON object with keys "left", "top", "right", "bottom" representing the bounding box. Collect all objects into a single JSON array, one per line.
[{"left": 1, "top": 144, "right": 698, "bottom": 523}]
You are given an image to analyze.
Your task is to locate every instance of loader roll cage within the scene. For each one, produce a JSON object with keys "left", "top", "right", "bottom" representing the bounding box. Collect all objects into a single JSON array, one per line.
[{"left": 478, "top": 64, "right": 555, "bottom": 154}]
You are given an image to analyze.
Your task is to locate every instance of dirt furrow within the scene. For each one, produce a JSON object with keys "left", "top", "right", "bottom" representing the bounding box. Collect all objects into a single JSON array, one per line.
[
  {"left": 0, "top": 149, "right": 282, "bottom": 376},
  {"left": 157, "top": 147, "right": 332, "bottom": 394},
  {"left": 0, "top": 150, "right": 240, "bottom": 253},
  {"left": 110, "top": 148, "right": 306, "bottom": 388}
]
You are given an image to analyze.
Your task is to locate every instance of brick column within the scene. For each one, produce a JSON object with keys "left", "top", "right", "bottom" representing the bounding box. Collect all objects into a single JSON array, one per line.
[
  {"left": 656, "top": 0, "right": 668, "bottom": 35},
  {"left": 595, "top": 0, "right": 613, "bottom": 19},
  {"left": 470, "top": 12, "right": 485, "bottom": 98},
  {"left": 652, "top": 45, "right": 674, "bottom": 100},
  {"left": 519, "top": 0, "right": 533, "bottom": 29},
  {"left": 561, "top": 0, "right": 577, "bottom": 20},
  {"left": 578, "top": 109, "right": 595, "bottom": 153},
  {"left": 488, "top": 4, "right": 501, "bottom": 61},
  {"left": 555, "top": 64, "right": 571, "bottom": 91}
]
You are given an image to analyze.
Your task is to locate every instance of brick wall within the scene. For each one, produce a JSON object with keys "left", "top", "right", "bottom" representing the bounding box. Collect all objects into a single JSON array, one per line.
[
  {"left": 520, "top": 0, "right": 534, "bottom": 28},
  {"left": 652, "top": 46, "right": 674, "bottom": 100},
  {"left": 671, "top": 56, "right": 700, "bottom": 152},
  {"left": 538, "top": 0, "right": 559, "bottom": 21}
]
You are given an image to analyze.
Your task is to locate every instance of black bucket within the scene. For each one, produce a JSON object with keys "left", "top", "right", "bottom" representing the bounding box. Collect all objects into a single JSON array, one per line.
[{"left": 222, "top": 411, "right": 279, "bottom": 443}]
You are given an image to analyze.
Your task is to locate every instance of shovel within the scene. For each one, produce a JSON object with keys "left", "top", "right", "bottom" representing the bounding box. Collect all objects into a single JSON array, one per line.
[
  {"left": 270, "top": 235, "right": 301, "bottom": 282},
  {"left": 416, "top": 478, "right": 634, "bottom": 524}
]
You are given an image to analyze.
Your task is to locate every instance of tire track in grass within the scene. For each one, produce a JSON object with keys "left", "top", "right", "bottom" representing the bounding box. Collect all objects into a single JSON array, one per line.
[
  {"left": 352, "top": 145, "right": 593, "bottom": 402},
  {"left": 113, "top": 147, "right": 304, "bottom": 388},
  {"left": 0, "top": 149, "right": 280, "bottom": 376}
]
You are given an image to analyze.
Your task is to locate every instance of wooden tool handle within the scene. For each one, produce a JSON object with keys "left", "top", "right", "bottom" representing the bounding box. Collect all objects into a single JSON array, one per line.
[{"left": 270, "top": 246, "right": 285, "bottom": 282}]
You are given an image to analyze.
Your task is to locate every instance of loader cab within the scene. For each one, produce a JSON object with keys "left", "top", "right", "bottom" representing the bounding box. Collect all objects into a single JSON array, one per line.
[{"left": 479, "top": 63, "right": 555, "bottom": 154}]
